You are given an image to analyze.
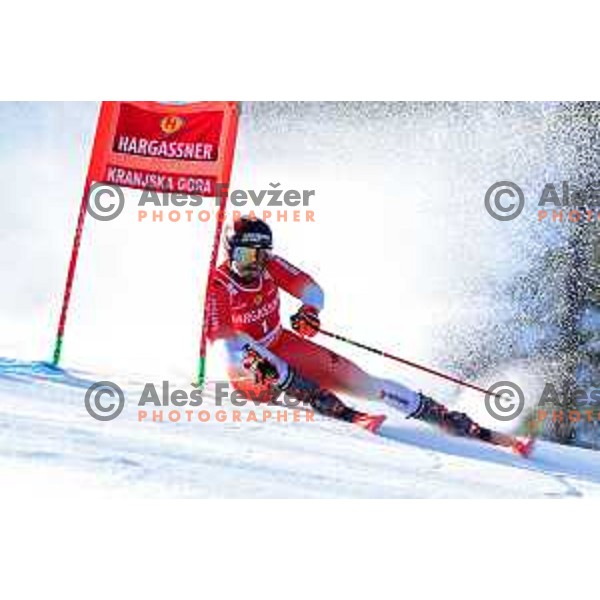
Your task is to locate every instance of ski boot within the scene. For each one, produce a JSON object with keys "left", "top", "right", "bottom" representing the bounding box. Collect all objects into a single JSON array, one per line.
[
  {"left": 412, "top": 394, "right": 535, "bottom": 456},
  {"left": 411, "top": 394, "right": 483, "bottom": 437},
  {"left": 411, "top": 394, "right": 493, "bottom": 441}
]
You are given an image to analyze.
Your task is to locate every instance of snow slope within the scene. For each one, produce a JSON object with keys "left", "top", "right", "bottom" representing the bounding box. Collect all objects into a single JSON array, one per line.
[{"left": 2, "top": 358, "right": 600, "bottom": 498}]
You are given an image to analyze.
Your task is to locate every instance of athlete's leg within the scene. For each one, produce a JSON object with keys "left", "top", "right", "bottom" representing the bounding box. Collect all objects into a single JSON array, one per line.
[
  {"left": 226, "top": 331, "right": 524, "bottom": 446},
  {"left": 240, "top": 339, "right": 385, "bottom": 430},
  {"left": 270, "top": 330, "right": 422, "bottom": 416},
  {"left": 271, "top": 332, "right": 504, "bottom": 438}
]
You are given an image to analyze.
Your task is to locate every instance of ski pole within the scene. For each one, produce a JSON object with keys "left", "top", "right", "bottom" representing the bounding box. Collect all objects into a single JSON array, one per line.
[{"left": 319, "top": 328, "right": 502, "bottom": 401}]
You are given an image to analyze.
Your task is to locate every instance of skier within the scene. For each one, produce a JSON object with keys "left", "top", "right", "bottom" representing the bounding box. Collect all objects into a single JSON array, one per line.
[{"left": 207, "top": 215, "right": 534, "bottom": 456}]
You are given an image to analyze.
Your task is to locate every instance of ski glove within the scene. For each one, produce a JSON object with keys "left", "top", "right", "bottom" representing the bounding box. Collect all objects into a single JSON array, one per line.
[
  {"left": 290, "top": 305, "right": 321, "bottom": 338},
  {"left": 242, "top": 345, "right": 280, "bottom": 385}
]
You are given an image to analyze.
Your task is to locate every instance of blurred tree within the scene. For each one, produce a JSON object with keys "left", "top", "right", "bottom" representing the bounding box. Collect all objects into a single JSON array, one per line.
[{"left": 544, "top": 102, "right": 600, "bottom": 444}]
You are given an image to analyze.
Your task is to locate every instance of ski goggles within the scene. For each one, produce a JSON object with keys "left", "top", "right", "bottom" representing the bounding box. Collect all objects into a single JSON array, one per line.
[{"left": 231, "top": 246, "right": 271, "bottom": 266}]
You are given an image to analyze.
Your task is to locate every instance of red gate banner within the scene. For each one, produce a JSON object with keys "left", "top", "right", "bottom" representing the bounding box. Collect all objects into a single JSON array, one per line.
[
  {"left": 53, "top": 101, "right": 240, "bottom": 380},
  {"left": 87, "top": 101, "right": 238, "bottom": 195}
]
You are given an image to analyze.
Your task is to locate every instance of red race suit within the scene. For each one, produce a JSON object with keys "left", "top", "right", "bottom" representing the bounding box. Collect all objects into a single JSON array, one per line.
[{"left": 206, "top": 254, "right": 421, "bottom": 413}]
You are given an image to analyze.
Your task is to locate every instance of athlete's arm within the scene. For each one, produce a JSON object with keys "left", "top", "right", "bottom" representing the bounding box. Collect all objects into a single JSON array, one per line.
[{"left": 266, "top": 255, "right": 324, "bottom": 310}]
